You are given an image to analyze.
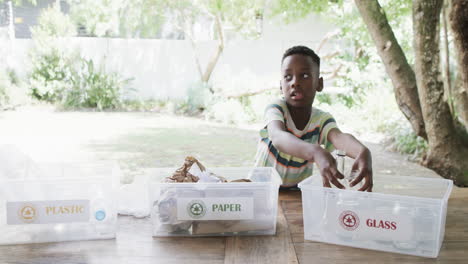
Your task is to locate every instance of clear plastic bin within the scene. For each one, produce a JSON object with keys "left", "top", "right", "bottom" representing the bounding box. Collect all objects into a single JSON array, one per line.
[
  {"left": 149, "top": 167, "right": 281, "bottom": 237},
  {"left": 0, "top": 162, "right": 119, "bottom": 245},
  {"left": 298, "top": 175, "right": 453, "bottom": 258}
]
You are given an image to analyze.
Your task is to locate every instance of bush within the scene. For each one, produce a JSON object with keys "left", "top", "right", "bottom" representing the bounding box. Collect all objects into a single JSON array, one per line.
[
  {"left": 0, "top": 70, "right": 10, "bottom": 107},
  {"left": 206, "top": 99, "right": 250, "bottom": 124},
  {"left": 0, "top": 68, "right": 32, "bottom": 109},
  {"left": 185, "top": 81, "right": 212, "bottom": 115},
  {"left": 29, "top": 50, "right": 131, "bottom": 110},
  {"left": 31, "top": 4, "right": 76, "bottom": 38},
  {"left": 120, "top": 99, "right": 167, "bottom": 112},
  {"left": 29, "top": 47, "right": 77, "bottom": 102},
  {"left": 64, "top": 59, "right": 131, "bottom": 110},
  {"left": 28, "top": 4, "right": 132, "bottom": 110},
  {"left": 383, "top": 117, "right": 428, "bottom": 159},
  {"left": 28, "top": 4, "right": 77, "bottom": 103}
]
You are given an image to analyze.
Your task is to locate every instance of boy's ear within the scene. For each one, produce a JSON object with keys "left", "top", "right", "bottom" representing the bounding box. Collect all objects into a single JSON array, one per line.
[{"left": 317, "top": 77, "right": 324, "bottom": 92}]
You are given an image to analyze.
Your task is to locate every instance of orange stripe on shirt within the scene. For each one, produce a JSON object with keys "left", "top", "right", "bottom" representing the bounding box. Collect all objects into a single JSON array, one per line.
[
  {"left": 286, "top": 125, "right": 320, "bottom": 138},
  {"left": 263, "top": 141, "right": 310, "bottom": 169}
]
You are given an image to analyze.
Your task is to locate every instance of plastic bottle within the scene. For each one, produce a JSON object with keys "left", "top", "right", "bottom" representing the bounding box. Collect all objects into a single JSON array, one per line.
[
  {"left": 335, "top": 150, "right": 365, "bottom": 191},
  {"left": 336, "top": 150, "right": 347, "bottom": 188}
]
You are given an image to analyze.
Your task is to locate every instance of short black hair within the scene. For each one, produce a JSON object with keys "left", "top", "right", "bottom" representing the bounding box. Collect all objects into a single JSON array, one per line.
[{"left": 282, "top": 46, "right": 320, "bottom": 69}]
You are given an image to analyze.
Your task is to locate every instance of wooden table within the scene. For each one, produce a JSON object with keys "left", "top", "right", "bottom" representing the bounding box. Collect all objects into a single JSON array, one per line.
[{"left": 1, "top": 189, "right": 467, "bottom": 264}]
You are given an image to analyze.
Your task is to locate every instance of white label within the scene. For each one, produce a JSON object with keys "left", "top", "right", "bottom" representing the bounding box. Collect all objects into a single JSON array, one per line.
[
  {"left": 7, "top": 200, "right": 90, "bottom": 225},
  {"left": 331, "top": 207, "right": 414, "bottom": 241},
  {"left": 358, "top": 212, "right": 413, "bottom": 241},
  {"left": 177, "top": 197, "right": 254, "bottom": 220}
]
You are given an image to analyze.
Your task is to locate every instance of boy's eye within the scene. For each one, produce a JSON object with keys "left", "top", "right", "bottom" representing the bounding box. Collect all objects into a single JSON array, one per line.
[
  {"left": 284, "top": 75, "right": 292, "bottom": 81},
  {"left": 303, "top": 73, "right": 310, "bottom": 78}
]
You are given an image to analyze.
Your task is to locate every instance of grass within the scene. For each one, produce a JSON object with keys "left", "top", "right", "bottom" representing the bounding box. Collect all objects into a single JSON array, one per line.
[
  {"left": 85, "top": 119, "right": 260, "bottom": 182},
  {"left": 0, "top": 109, "right": 260, "bottom": 183}
]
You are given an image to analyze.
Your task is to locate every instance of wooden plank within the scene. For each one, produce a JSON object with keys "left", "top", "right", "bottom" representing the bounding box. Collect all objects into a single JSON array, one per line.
[
  {"left": 445, "top": 187, "right": 468, "bottom": 241},
  {"left": 224, "top": 199, "right": 298, "bottom": 264},
  {"left": 281, "top": 200, "right": 302, "bottom": 215},
  {"left": 278, "top": 190, "right": 302, "bottom": 201},
  {"left": 294, "top": 241, "right": 468, "bottom": 264},
  {"left": 280, "top": 193, "right": 305, "bottom": 245},
  {"left": 283, "top": 213, "right": 304, "bottom": 237},
  {"left": 0, "top": 216, "right": 225, "bottom": 264}
]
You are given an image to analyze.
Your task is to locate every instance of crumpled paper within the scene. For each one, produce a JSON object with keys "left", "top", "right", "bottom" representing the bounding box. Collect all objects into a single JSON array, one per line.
[
  {"left": 162, "top": 156, "right": 228, "bottom": 183},
  {"left": 153, "top": 156, "right": 253, "bottom": 235},
  {"left": 152, "top": 189, "right": 193, "bottom": 233}
]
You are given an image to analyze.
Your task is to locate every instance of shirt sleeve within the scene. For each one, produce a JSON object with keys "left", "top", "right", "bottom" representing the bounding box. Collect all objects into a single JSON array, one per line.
[
  {"left": 263, "top": 103, "right": 286, "bottom": 127},
  {"left": 319, "top": 112, "right": 338, "bottom": 151}
]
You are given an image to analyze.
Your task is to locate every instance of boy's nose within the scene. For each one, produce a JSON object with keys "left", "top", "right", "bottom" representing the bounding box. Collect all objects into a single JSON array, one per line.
[{"left": 291, "top": 77, "right": 300, "bottom": 88}]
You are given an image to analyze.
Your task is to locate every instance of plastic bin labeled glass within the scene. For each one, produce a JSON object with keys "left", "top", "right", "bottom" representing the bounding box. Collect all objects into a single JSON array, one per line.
[
  {"left": 149, "top": 167, "right": 281, "bottom": 236},
  {"left": 298, "top": 175, "right": 453, "bottom": 258},
  {"left": 0, "top": 162, "right": 119, "bottom": 245}
]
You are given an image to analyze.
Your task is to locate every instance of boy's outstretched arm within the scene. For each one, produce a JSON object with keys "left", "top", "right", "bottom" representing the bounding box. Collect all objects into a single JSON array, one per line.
[
  {"left": 327, "top": 128, "right": 373, "bottom": 192},
  {"left": 267, "top": 120, "right": 345, "bottom": 189}
]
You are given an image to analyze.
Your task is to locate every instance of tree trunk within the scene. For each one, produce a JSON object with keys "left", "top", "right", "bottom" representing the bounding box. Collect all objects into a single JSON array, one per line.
[
  {"left": 187, "top": 31, "right": 204, "bottom": 80},
  {"left": 202, "top": 13, "right": 224, "bottom": 83},
  {"left": 442, "top": 3, "right": 454, "bottom": 115},
  {"left": 449, "top": 0, "right": 468, "bottom": 127},
  {"left": 413, "top": 0, "right": 468, "bottom": 186},
  {"left": 354, "top": 0, "right": 427, "bottom": 139}
]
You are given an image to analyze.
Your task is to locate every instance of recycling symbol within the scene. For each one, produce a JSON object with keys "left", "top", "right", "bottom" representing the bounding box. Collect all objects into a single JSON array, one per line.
[
  {"left": 19, "top": 205, "right": 37, "bottom": 223},
  {"left": 187, "top": 200, "right": 206, "bottom": 219}
]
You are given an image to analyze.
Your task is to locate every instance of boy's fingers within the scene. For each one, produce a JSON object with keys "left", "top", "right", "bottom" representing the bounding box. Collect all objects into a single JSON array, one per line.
[
  {"left": 361, "top": 180, "right": 373, "bottom": 192},
  {"left": 350, "top": 170, "right": 365, "bottom": 187},
  {"left": 366, "top": 174, "right": 374, "bottom": 192},
  {"left": 334, "top": 169, "right": 344, "bottom": 180},
  {"left": 322, "top": 175, "right": 331, "bottom": 188},
  {"left": 351, "top": 160, "right": 360, "bottom": 171},
  {"left": 358, "top": 181, "right": 369, "bottom": 192},
  {"left": 329, "top": 173, "right": 345, "bottom": 189},
  {"left": 358, "top": 174, "right": 373, "bottom": 192}
]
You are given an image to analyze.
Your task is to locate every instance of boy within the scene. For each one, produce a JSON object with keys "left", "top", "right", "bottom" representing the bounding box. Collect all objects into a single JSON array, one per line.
[{"left": 255, "top": 46, "right": 373, "bottom": 191}]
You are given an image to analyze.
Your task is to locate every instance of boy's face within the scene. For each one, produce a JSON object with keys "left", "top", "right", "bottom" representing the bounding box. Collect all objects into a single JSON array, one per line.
[{"left": 280, "top": 54, "right": 323, "bottom": 108}]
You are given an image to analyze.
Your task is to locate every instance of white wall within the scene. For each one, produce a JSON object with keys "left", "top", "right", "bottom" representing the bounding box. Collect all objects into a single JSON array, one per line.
[{"left": 1, "top": 13, "right": 338, "bottom": 100}]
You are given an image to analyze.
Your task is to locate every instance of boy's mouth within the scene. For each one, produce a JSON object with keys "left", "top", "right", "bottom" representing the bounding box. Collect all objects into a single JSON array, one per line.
[{"left": 291, "top": 91, "right": 304, "bottom": 100}]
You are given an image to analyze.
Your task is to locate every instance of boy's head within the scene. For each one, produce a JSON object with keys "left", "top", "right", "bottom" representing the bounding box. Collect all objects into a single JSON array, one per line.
[{"left": 280, "top": 46, "right": 323, "bottom": 108}]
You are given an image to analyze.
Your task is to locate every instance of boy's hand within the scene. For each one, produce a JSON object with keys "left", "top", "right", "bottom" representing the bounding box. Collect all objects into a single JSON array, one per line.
[
  {"left": 312, "top": 146, "right": 345, "bottom": 189},
  {"left": 349, "top": 148, "right": 373, "bottom": 192}
]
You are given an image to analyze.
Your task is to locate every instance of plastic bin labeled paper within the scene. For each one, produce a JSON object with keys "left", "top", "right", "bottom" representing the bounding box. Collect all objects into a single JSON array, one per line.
[
  {"left": 298, "top": 175, "right": 453, "bottom": 258},
  {"left": 0, "top": 162, "right": 119, "bottom": 245},
  {"left": 149, "top": 167, "right": 281, "bottom": 236}
]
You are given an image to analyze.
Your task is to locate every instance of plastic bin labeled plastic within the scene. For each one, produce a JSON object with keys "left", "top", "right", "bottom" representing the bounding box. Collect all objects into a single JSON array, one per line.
[
  {"left": 0, "top": 162, "right": 119, "bottom": 245},
  {"left": 149, "top": 167, "right": 281, "bottom": 236},
  {"left": 298, "top": 175, "right": 453, "bottom": 258}
]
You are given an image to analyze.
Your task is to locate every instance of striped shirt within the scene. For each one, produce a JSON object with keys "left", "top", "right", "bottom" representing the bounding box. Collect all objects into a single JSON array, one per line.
[{"left": 254, "top": 99, "right": 338, "bottom": 186}]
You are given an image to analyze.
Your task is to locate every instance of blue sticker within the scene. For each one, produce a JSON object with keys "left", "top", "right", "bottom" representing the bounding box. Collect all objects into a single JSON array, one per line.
[{"left": 95, "top": 210, "right": 106, "bottom": 221}]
